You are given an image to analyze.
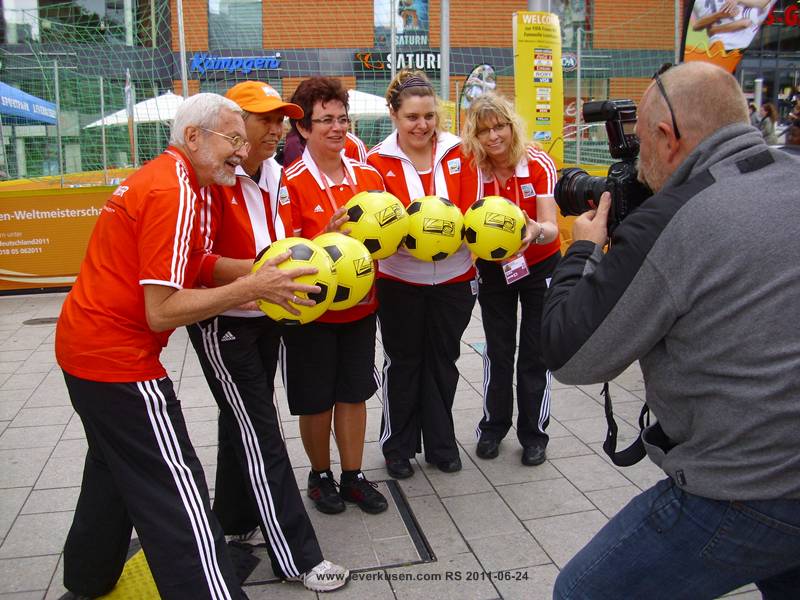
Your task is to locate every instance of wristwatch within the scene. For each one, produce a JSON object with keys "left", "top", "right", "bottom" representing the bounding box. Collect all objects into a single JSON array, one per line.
[{"left": 533, "top": 222, "right": 546, "bottom": 244}]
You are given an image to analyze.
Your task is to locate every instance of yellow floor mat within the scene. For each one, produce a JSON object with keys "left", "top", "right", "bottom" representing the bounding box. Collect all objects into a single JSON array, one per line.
[{"left": 102, "top": 549, "right": 160, "bottom": 599}]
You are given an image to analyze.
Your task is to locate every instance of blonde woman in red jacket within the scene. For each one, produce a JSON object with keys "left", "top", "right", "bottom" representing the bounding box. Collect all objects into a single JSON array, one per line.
[{"left": 462, "top": 93, "right": 560, "bottom": 467}]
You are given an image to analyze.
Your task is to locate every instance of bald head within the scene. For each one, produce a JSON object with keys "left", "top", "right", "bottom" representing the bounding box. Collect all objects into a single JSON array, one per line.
[{"left": 642, "top": 62, "right": 748, "bottom": 148}]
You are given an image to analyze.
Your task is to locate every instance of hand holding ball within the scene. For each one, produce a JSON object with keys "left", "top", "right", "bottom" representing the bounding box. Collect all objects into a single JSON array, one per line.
[
  {"left": 251, "top": 237, "right": 338, "bottom": 324},
  {"left": 343, "top": 191, "right": 409, "bottom": 259},
  {"left": 403, "top": 195, "right": 465, "bottom": 262},
  {"left": 314, "top": 232, "right": 375, "bottom": 310},
  {"left": 464, "top": 196, "right": 526, "bottom": 260}
]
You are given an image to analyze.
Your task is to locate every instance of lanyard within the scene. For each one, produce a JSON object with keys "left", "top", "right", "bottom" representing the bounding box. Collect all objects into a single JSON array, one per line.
[
  {"left": 491, "top": 172, "right": 520, "bottom": 206},
  {"left": 311, "top": 156, "right": 358, "bottom": 211},
  {"left": 425, "top": 138, "right": 437, "bottom": 196}
]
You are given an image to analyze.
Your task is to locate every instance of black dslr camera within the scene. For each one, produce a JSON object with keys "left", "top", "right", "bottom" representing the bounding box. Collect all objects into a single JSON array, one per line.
[{"left": 554, "top": 99, "right": 651, "bottom": 234}]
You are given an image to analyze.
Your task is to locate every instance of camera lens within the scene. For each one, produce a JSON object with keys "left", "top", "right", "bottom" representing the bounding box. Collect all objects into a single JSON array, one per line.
[{"left": 554, "top": 168, "right": 609, "bottom": 217}]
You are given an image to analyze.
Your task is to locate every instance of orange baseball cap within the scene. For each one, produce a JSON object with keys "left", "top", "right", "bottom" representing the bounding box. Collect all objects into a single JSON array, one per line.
[{"left": 225, "top": 81, "right": 304, "bottom": 119}]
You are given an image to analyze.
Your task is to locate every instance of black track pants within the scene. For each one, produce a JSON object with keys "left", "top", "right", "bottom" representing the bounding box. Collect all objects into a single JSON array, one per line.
[
  {"left": 377, "top": 278, "right": 475, "bottom": 464},
  {"left": 62, "top": 372, "right": 244, "bottom": 600},
  {"left": 188, "top": 316, "right": 323, "bottom": 578}
]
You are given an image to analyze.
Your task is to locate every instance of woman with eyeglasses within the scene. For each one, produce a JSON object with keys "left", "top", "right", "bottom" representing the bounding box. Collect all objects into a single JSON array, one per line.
[
  {"left": 281, "top": 126, "right": 368, "bottom": 166},
  {"left": 281, "top": 76, "right": 388, "bottom": 516},
  {"left": 367, "top": 70, "right": 481, "bottom": 480},
  {"left": 462, "top": 93, "right": 560, "bottom": 466}
]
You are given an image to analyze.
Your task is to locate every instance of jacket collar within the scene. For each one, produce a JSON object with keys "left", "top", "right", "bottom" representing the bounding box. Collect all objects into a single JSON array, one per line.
[
  {"left": 164, "top": 145, "right": 201, "bottom": 192},
  {"left": 479, "top": 154, "right": 530, "bottom": 188},
  {"left": 301, "top": 146, "right": 358, "bottom": 190},
  {"left": 378, "top": 130, "right": 461, "bottom": 167},
  {"left": 235, "top": 156, "right": 281, "bottom": 191},
  {"left": 664, "top": 123, "right": 765, "bottom": 190},
  {"left": 515, "top": 155, "right": 530, "bottom": 178}
]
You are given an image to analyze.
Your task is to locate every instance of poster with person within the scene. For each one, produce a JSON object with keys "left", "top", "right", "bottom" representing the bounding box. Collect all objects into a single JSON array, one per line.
[
  {"left": 550, "top": 0, "right": 586, "bottom": 48},
  {"left": 374, "top": 0, "right": 429, "bottom": 48},
  {"left": 683, "top": 0, "right": 778, "bottom": 73}
]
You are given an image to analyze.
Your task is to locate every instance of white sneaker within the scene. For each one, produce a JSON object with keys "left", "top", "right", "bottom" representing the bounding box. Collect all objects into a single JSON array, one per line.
[
  {"left": 287, "top": 559, "right": 349, "bottom": 592},
  {"left": 225, "top": 527, "right": 259, "bottom": 543}
]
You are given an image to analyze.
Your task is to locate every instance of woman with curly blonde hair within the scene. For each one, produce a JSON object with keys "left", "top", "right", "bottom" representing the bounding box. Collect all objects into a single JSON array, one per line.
[{"left": 462, "top": 92, "right": 560, "bottom": 466}]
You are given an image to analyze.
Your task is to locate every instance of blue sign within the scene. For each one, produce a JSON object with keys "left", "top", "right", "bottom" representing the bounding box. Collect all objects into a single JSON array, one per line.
[
  {"left": 190, "top": 53, "right": 282, "bottom": 76},
  {"left": 562, "top": 53, "right": 578, "bottom": 72},
  {"left": 0, "top": 81, "right": 57, "bottom": 125}
]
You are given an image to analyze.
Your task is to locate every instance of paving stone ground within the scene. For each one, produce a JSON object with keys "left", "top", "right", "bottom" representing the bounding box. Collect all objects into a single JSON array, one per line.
[{"left": 0, "top": 293, "right": 760, "bottom": 599}]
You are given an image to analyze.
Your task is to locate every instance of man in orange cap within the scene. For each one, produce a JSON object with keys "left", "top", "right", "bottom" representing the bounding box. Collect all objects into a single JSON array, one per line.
[{"left": 187, "top": 81, "right": 349, "bottom": 592}]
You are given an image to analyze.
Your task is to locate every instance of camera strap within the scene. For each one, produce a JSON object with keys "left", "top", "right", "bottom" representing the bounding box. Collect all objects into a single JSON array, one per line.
[{"left": 601, "top": 382, "right": 650, "bottom": 467}]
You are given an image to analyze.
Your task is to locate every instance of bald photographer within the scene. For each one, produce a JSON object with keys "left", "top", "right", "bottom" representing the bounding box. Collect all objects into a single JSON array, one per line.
[{"left": 543, "top": 62, "right": 800, "bottom": 598}]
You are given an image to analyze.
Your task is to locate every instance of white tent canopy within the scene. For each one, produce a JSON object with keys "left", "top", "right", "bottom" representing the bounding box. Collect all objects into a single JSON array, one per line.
[
  {"left": 83, "top": 89, "right": 387, "bottom": 130},
  {"left": 347, "top": 89, "right": 389, "bottom": 120},
  {"left": 84, "top": 91, "right": 184, "bottom": 128}
]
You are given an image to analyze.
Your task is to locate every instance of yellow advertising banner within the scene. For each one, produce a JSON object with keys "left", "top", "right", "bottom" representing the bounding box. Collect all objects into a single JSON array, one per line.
[
  {"left": 513, "top": 11, "right": 571, "bottom": 253},
  {"left": 0, "top": 187, "right": 111, "bottom": 292},
  {"left": 440, "top": 99, "right": 458, "bottom": 134},
  {"left": 513, "top": 11, "right": 564, "bottom": 168}
]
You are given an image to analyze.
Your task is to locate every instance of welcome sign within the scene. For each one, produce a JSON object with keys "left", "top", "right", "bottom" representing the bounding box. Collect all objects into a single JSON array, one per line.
[{"left": 513, "top": 11, "right": 564, "bottom": 167}]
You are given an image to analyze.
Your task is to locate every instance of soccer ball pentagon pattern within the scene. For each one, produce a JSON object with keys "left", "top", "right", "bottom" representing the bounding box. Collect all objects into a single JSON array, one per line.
[
  {"left": 464, "top": 195, "right": 526, "bottom": 261},
  {"left": 251, "top": 237, "right": 337, "bottom": 324},
  {"left": 343, "top": 190, "right": 409, "bottom": 259},
  {"left": 314, "top": 232, "right": 375, "bottom": 311},
  {"left": 404, "top": 195, "right": 465, "bottom": 262}
]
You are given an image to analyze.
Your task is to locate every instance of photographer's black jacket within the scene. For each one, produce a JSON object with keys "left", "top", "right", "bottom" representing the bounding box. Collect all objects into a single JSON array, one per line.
[{"left": 541, "top": 123, "right": 800, "bottom": 501}]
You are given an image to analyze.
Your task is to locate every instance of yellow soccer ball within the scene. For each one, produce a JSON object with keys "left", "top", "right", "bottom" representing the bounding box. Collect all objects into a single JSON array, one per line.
[
  {"left": 464, "top": 195, "right": 526, "bottom": 261},
  {"left": 343, "top": 190, "right": 409, "bottom": 259},
  {"left": 403, "top": 195, "right": 465, "bottom": 262},
  {"left": 314, "top": 232, "right": 375, "bottom": 311},
  {"left": 251, "top": 237, "right": 337, "bottom": 325}
]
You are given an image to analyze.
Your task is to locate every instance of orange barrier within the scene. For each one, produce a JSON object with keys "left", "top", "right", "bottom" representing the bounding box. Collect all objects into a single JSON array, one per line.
[{"left": 0, "top": 168, "right": 135, "bottom": 192}]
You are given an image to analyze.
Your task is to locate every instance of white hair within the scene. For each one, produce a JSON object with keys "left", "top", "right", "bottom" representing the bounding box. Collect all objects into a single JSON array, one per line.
[{"left": 169, "top": 93, "right": 242, "bottom": 146}]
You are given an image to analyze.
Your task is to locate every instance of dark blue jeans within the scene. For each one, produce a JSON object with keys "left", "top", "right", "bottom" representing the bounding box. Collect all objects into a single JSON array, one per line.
[{"left": 554, "top": 478, "right": 800, "bottom": 599}]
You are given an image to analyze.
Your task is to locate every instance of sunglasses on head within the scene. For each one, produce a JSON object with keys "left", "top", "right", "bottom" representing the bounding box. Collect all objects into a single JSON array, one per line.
[{"left": 651, "top": 63, "right": 682, "bottom": 140}]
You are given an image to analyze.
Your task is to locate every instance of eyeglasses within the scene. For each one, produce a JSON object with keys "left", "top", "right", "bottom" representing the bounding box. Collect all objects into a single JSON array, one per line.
[
  {"left": 311, "top": 116, "right": 351, "bottom": 127},
  {"left": 651, "top": 64, "right": 681, "bottom": 140},
  {"left": 476, "top": 122, "right": 510, "bottom": 138},
  {"left": 199, "top": 127, "right": 250, "bottom": 152}
]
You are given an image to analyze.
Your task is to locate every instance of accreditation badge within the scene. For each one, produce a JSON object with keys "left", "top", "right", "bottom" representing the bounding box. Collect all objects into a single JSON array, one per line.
[
  {"left": 521, "top": 183, "right": 535, "bottom": 198},
  {"left": 278, "top": 186, "right": 290, "bottom": 205},
  {"left": 501, "top": 254, "right": 529, "bottom": 284}
]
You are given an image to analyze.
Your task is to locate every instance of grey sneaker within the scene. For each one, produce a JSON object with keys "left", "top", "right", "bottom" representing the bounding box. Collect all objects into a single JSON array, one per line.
[{"left": 287, "top": 559, "right": 350, "bottom": 592}]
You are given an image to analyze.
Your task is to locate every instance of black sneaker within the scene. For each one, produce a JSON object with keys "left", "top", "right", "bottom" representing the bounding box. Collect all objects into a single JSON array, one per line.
[
  {"left": 521, "top": 445, "right": 547, "bottom": 466},
  {"left": 385, "top": 458, "right": 414, "bottom": 479},
  {"left": 340, "top": 471, "right": 388, "bottom": 514},
  {"left": 476, "top": 437, "right": 500, "bottom": 459},
  {"left": 307, "top": 470, "right": 345, "bottom": 514}
]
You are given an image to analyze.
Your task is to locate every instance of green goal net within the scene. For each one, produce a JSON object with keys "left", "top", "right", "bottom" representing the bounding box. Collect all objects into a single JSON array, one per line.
[{"left": 0, "top": 0, "right": 682, "bottom": 186}]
